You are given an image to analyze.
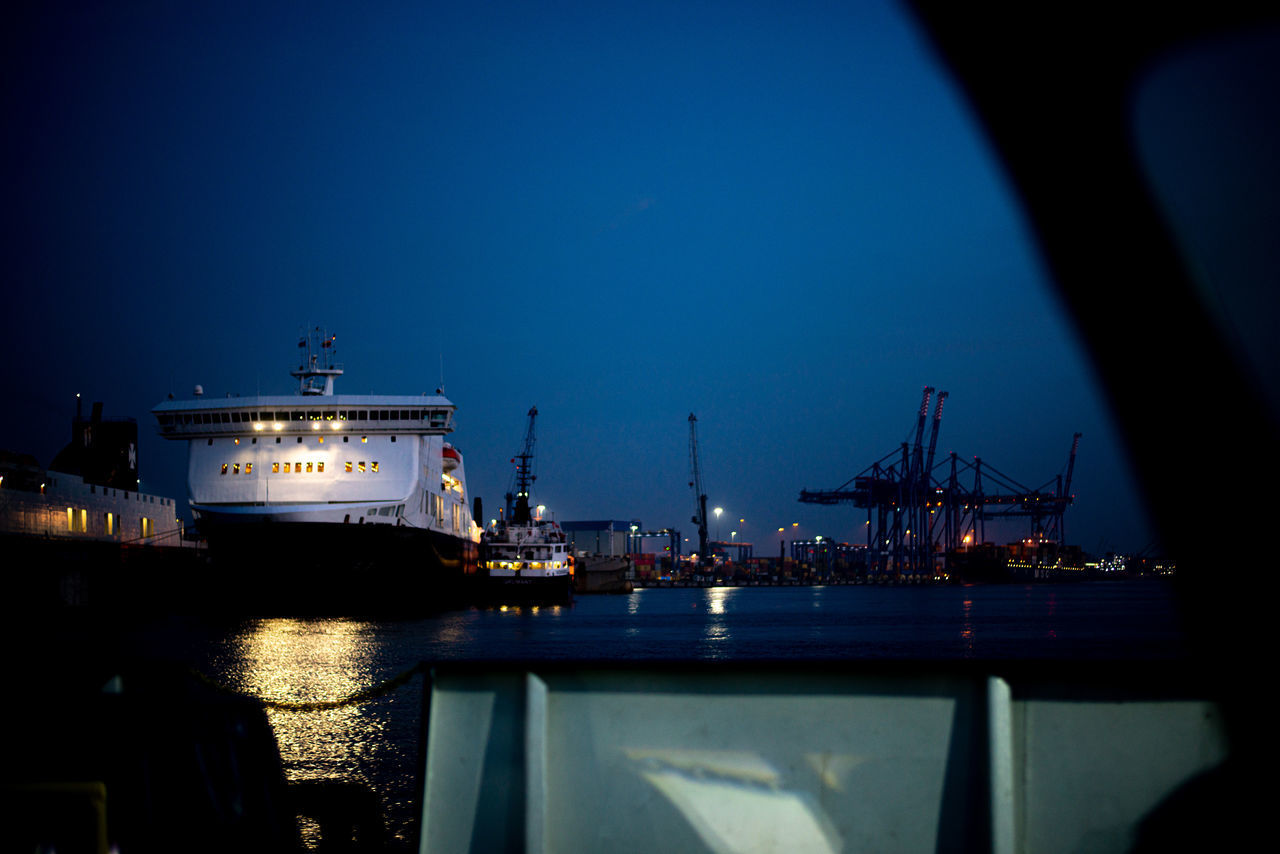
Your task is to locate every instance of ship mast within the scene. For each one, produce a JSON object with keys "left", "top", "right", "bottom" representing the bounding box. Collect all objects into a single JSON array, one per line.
[
  {"left": 689, "top": 413, "right": 709, "bottom": 563},
  {"left": 290, "top": 327, "right": 343, "bottom": 395},
  {"left": 505, "top": 406, "right": 538, "bottom": 525}
]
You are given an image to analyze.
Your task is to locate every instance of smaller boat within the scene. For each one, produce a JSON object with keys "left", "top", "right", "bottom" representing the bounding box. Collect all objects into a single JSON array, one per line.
[{"left": 478, "top": 407, "right": 574, "bottom": 604}]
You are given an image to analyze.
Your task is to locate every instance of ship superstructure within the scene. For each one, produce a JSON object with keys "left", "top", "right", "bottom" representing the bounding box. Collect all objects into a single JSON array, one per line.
[{"left": 152, "top": 330, "right": 480, "bottom": 611}]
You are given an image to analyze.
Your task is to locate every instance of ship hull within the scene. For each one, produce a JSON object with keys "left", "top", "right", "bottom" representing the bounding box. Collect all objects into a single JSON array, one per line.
[
  {"left": 476, "top": 570, "right": 575, "bottom": 605},
  {"left": 198, "top": 517, "right": 479, "bottom": 615}
]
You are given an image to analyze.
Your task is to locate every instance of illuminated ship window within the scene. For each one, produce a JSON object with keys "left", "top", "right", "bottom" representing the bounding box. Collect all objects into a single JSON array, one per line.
[
  {"left": 345, "top": 461, "right": 353, "bottom": 473},
  {"left": 245, "top": 463, "right": 253, "bottom": 474},
  {"left": 221, "top": 464, "right": 228, "bottom": 475},
  {"left": 318, "top": 436, "right": 324, "bottom": 444},
  {"left": 284, "top": 463, "right": 291, "bottom": 473},
  {"left": 272, "top": 463, "right": 280, "bottom": 473},
  {"left": 317, "top": 462, "right": 324, "bottom": 473},
  {"left": 358, "top": 462, "right": 366, "bottom": 473},
  {"left": 294, "top": 463, "right": 301, "bottom": 474},
  {"left": 306, "top": 462, "right": 313, "bottom": 473},
  {"left": 371, "top": 462, "right": 379, "bottom": 472},
  {"left": 361, "top": 436, "right": 367, "bottom": 443},
  {"left": 233, "top": 463, "right": 240, "bottom": 474}
]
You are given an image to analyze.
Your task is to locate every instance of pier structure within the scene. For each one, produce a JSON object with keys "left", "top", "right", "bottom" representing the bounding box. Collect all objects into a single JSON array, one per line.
[{"left": 799, "top": 388, "right": 1081, "bottom": 579}]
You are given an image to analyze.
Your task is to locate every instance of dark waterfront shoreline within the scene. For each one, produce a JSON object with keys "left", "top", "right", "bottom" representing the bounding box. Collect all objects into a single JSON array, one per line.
[{"left": 17, "top": 579, "right": 1190, "bottom": 851}]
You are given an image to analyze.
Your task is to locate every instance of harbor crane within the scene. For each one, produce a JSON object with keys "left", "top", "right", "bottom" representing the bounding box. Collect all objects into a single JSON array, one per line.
[
  {"left": 799, "top": 389, "right": 1080, "bottom": 577},
  {"left": 688, "top": 413, "right": 709, "bottom": 564},
  {"left": 505, "top": 406, "right": 537, "bottom": 526}
]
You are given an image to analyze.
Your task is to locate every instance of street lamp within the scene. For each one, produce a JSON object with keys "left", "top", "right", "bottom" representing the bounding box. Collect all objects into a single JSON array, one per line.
[{"left": 713, "top": 506, "right": 723, "bottom": 541}]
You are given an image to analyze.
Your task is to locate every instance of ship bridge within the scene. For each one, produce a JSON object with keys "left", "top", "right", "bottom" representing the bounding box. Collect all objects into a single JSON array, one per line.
[{"left": 153, "top": 395, "right": 456, "bottom": 439}]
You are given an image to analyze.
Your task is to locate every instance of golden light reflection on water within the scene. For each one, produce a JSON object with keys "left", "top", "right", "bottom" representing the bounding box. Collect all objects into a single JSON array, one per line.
[{"left": 228, "top": 619, "right": 387, "bottom": 784}]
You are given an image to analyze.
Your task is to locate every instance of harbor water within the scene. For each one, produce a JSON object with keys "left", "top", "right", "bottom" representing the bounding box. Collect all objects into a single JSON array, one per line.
[{"left": 113, "top": 579, "right": 1188, "bottom": 849}]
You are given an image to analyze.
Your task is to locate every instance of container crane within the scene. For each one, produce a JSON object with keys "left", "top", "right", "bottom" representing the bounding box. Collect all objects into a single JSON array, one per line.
[
  {"left": 505, "top": 406, "right": 537, "bottom": 526},
  {"left": 688, "top": 413, "right": 709, "bottom": 564},
  {"left": 799, "top": 389, "right": 1080, "bottom": 577}
]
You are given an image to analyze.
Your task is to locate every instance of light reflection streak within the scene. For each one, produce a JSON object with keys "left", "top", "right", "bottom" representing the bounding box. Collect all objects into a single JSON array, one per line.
[
  {"left": 1045, "top": 592, "right": 1058, "bottom": 639},
  {"left": 229, "top": 619, "right": 387, "bottom": 785},
  {"left": 960, "top": 598, "right": 975, "bottom": 656},
  {"left": 706, "top": 586, "right": 736, "bottom": 615},
  {"left": 702, "top": 588, "right": 737, "bottom": 650}
]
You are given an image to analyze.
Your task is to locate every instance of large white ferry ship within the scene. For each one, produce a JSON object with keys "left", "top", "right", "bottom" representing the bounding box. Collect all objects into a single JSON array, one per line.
[{"left": 152, "top": 330, "right": 481, "bottom": 612}]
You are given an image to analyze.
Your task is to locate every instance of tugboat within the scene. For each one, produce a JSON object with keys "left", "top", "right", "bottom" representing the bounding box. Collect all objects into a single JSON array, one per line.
[
  {"left": 151, "top": 328, "right": 482, "bottom": 614},
  {"left": 478, "top": 406, "right": 574, "bottom": 604}
]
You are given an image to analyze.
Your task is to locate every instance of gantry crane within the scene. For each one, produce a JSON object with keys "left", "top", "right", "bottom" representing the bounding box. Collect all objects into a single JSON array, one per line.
[
  {"left": 799, "top": 390, "right": 1080, "bottom": 577},
  {"left": 688, "top": 413, "right": 709, "bottom": 564}
]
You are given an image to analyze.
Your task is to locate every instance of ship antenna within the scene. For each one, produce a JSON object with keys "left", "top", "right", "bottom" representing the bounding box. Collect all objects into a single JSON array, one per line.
[{"left": 290, "top": 325, "right": 342, "bottom": 396}]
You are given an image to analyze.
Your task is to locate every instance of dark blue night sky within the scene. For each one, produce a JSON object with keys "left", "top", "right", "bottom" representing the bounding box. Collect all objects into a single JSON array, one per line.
[{"left": 7, "top": 1, "right": 1272, "bottom": 557}]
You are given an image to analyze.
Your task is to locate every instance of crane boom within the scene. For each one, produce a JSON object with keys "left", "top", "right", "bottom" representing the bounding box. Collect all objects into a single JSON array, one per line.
[
  {"left": 1062, "top": 432, "right": 1082, "bottom": 499},
  {"left": 911, "top": 386, "right": 934, "bottom": 483},
  {"left": 505, "top": 406, "right": 538, "bottom": 525},
  {"left": 688, "top": 413, "right": 709, "bottom": 563},
  {"left": 924, "top": 391, "right": 948, "bottom": 482}
]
